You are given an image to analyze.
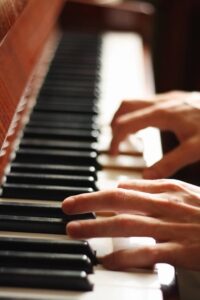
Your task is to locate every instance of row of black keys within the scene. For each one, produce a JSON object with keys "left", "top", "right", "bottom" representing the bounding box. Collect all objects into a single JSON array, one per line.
[
  {"left": 1, "top": 34, "right": 101, "bottom": 202},
  {"left": 0, "top": 236, "right": 97, "bottom": 291},
  {"left": 0, "top": 32, "right": 101, "bottom": 292}
]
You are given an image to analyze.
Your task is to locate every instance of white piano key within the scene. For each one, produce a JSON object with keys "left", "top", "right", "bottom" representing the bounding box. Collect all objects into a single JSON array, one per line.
[
  {"left": 97, "top": 126, "right": 143, "bottom": 155},
  {"left": 0, "top": 283, "right": 162, "bottom": 300},
  {"left": 97, "top": 32, "right": 147, "bottom": 127},
  {"left": 97, "top": 169, "right": 142, "bottom": 190},
  {"left": 98, "top": 153, "right": 146, "bottom": 171}
]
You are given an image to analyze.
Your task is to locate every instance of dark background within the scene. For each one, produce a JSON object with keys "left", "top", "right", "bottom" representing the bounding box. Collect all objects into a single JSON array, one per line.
[{"left": 137, "top": 0, "right": 200, "bottom": 185}]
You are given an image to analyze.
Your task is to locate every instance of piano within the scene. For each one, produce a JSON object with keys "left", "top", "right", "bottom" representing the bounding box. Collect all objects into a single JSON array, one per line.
[{"left": 0, "top": 0, "right": 170, "bottom": 299}]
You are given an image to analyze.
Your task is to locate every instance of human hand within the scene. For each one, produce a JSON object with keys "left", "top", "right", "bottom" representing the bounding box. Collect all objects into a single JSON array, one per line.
[
  {"left": 62, "top": 179, "right": 200, "bottom": 271},
  {"left": 110, "top": 91, "right": 200, "bottom": 179}
]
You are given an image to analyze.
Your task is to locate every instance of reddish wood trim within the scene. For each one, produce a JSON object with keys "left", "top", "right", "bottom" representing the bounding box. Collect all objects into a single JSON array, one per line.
[
  {"left": 0, "top": 0, "right": 64, "bottom": 152},
  {"left": 0, "top": 0, "right": 28, "bottom": 41},
  {"left": 0, "top": 30, "right": 60, "bottom": 181}
]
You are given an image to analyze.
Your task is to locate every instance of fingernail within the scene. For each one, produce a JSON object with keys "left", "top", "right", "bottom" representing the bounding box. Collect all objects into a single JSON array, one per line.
[
  {"left": 143, "top": 168, "right": 159, "bottom": 179},
  {"left": 62, "top": 196, "right": 75, "bottom": 213}
]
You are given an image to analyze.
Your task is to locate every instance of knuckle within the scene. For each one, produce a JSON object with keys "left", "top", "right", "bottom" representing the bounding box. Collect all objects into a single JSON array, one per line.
[
  {"left": 112, "top": 188, "right": 126, "bottom": 202},
  {"left": 105, "top": 189, "right": 127, "bottom": 208},
  {"left": 150, "top": 246, "right": 170, "bottom": 264},
  {"left": 168, "top": 90, "right": 184, "bottom": 97},
  {"left": 121, "top": 99, "right": 130, "bottom": 106},
  {"left": 153, "top": 106, "right": 165, "bottom": 115},
  {"left": 115, "top": 214, "right": 132, "bottom": 228},
  {"left": 145, "top": 106, "right": 173, "bottom": 131},
  {"left": 145, "top": 246, "right": 158, "bottom": 264},
  {"left": 165, "top": 179, "right": 185, "bottom": 192}
]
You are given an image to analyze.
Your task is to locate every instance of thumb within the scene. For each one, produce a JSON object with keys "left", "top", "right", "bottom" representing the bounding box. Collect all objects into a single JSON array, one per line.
[{"left": 143, "top": 140, "right": 198, "bottom": 179}]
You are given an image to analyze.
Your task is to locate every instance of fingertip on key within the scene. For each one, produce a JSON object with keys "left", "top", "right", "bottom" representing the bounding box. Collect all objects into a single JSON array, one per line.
[
  {"left": 67, "top": 221, "right": 82, "bottom": 237},
  {"left": 62, "top": 196, "right": 76, "bottom": 214}
]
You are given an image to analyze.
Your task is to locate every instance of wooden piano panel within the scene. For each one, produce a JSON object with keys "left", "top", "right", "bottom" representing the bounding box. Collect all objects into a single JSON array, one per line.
[{"left": 0, "top": 0, "right": 64, "bottom": 179}]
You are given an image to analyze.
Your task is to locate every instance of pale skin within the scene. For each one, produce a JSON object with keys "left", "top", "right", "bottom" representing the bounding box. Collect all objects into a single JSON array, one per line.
[
  {"left": 62, "top": 179, "right": 200, "bottom": 271},
  {"left": 63, "top": 91, "right": 200, "bottom": 271},
  {"left": 110, "top": 91, "right": 200, "bottom": 179}
]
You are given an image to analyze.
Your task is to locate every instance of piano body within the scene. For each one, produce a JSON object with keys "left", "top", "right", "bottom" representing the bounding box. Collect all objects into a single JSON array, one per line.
[{"left": 0, "top": 0, "right": 166, "bottom": 299}]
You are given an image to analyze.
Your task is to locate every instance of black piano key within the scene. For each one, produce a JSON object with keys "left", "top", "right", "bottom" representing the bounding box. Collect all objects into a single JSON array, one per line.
[
  {"left": 0, "top": 200, "right": 95, "bottom": 220},
  {"left": 51, "top": 55, "right": 98, "bottom": 63},
  {"left": 52, "top": 51, "right": 98, "bottom": 58},
  {"left": 20, "top": 138, "right": 98, "bottom": 152},
  {"left": 40, "top": 85, "right": 98, "bottom": 96},
  {"left": 50, "top": 61, "right": 98, "bottom": 69},
  {"left": 49, "top": 56, "right": 98, "bottom": 62},
  {"left": 48, "top": 65, "right": 99, "bottom": 75},
  {"left": 23, "top": 127, "right": 98, "bottom": 142},
  {"left": 0, "top": 236, "right": 97, "bottom": 264},
  {"left": 37, "top": 93, "right": 97, "bottom": 104},
  {"left": 1, "top": 183, "right": 93, "bottom": 201},
  {"left": 51, "top": 52, "right": 98, "bottom": 61},
  {"left": 0, "top": 213, "right": 94, "bottom": 236},
  {"left": 29, "top": 119, "right": 97, "bottom": 132},
  {"left": 5, "top": 172, "right": 97, "bottom": 190},
  {"left": 37, "top": 95, "right": 98, "bottom": 107},
  {"left": 14, "top": 148, "right": 99, "bottom": 168},
  {"left": 0, "top": 215, "right": 66, "bottom": 234},
  {"left": 45, "top": 67, "right": 97, "bottom": 77},
  {"left": 0, "top": 268, "right": 93, "bottom": 291},
  {"left": 40, "top": 84, "right": 97, "bottom": 94},
  {"left": 0, "top": 251, "right": 93, "bottom": 273},
  {"left": 40, "top": 89, "right": 97, "bottom": 99},
  {"left": 45, "top": 73, "right": 98, "bottom": 84},
  {"left": 10, "top": 163, "right": 97, "bottom": 179},
  {"left": 43, "top": 80, "right": 97, "bottom": 90},
  {"left": 34, "top": 103, "right": 98, "bottom": 115},
  {"left": 38, "top": 92, "right": 97, "bottom": 103},
  {"left": 27, "top": 120, "right": 99, "bottom": 130},
  {"left": 30, "top": 111, "right": 96, "bottom": 123}
]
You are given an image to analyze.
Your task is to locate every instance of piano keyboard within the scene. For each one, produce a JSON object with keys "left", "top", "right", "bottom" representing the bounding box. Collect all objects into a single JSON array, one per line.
[{"left": 0, "top": 31, "right": 163, "bottom": 299}]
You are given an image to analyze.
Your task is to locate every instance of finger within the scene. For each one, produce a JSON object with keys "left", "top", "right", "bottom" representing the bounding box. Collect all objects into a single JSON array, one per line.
[
  {"left": 100, "top": 242, "right": 181, "bottom": 270},
  {"left": 118, "top": 178, "right": 181, "bottom": 194},
  {"left": 143, "top": 138, "right": 200, "bottom": 179},
  {"left": 111, "top": 99, "right": 153, "bottom": 128},
  {"left": 62, "top": 187, "right": 199, "bottom": 221},
  {"left": 110, "top": 91, "right": 180, "bottom": 129},
  {"left": 118, "top": 180, "right": 200, "bottom": 221},
  {"left": 62, "top": 188, "right": 173, "bottom": 217},
  {"left": 118, "top": 178, "right": 200, "bottom": 196},
  {"left": 118, "top": 179, "right": 200, "bottom": 213},
  {"left": 110, "top": 107, "right": 173, "bottom": 155},
  {"left": 66, "top": 214, "right": 173, "bottom": 240},
  {"left": 179, "top": 180, "right": 200, "bottom": 195}
]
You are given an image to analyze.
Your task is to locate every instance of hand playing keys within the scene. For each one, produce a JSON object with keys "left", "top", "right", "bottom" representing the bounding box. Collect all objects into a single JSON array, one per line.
[{"left": 62, "top": 179, "right": 200, "bottom": 271}]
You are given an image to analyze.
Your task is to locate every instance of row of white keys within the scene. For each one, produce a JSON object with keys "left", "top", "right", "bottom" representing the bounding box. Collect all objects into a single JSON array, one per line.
[
  {"left": 0, "top": 230, "right": 161, "bottom": 300},
  {"left": 96, "top": 31, "right": 163, "bottom": 299},
  {"left": 96, "top": 31, "right": 172, "bottom": 297}
]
